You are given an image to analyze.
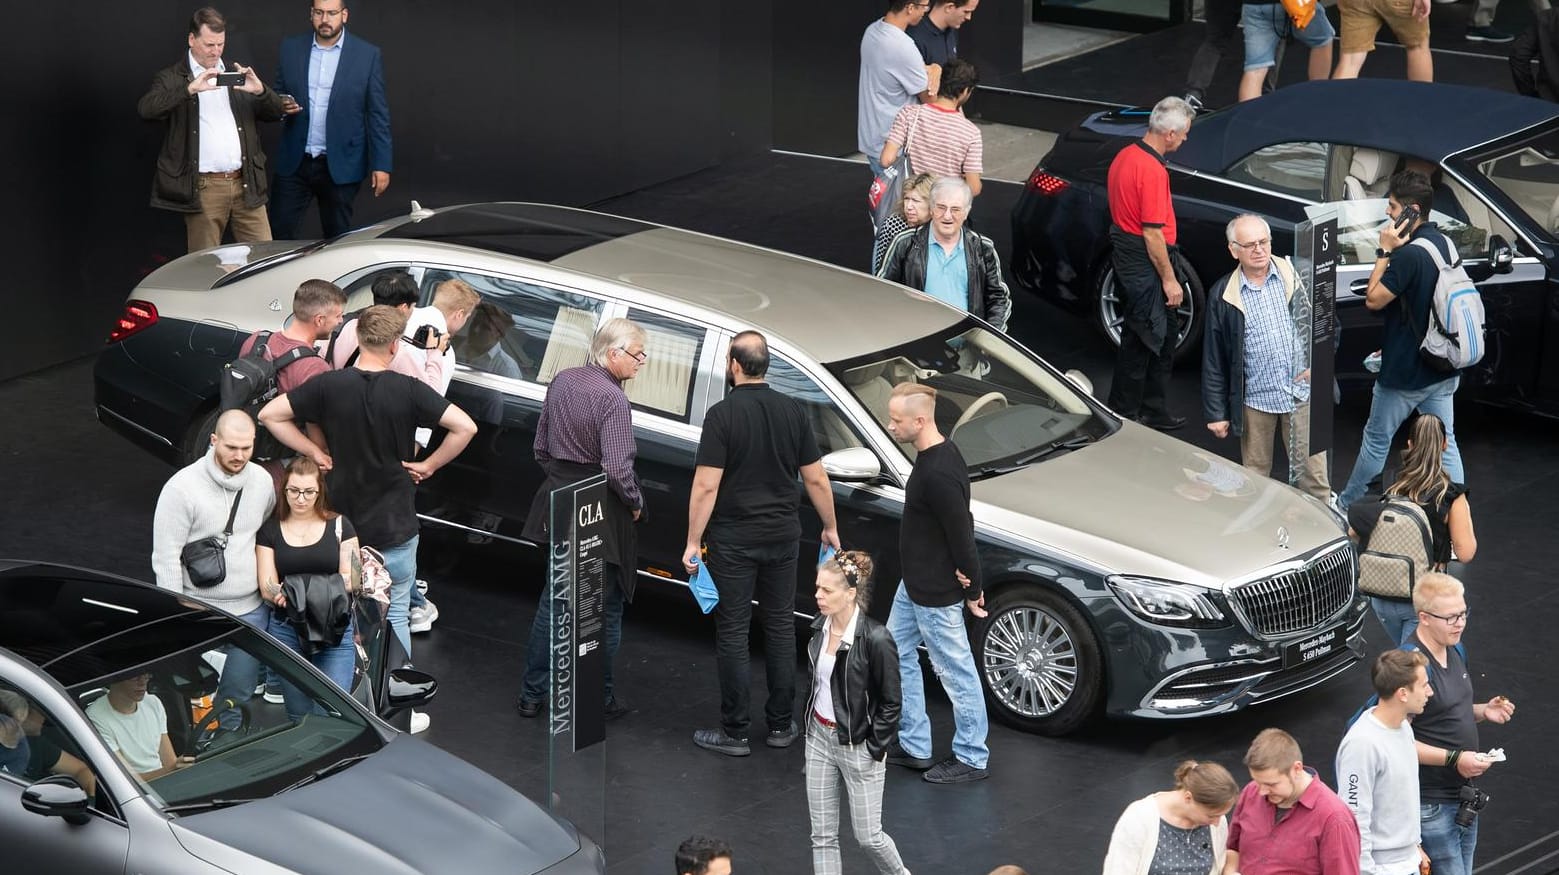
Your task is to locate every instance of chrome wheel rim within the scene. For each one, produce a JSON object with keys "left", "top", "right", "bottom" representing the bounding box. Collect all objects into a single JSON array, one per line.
[
  {"left": 981, "top": 605, "right": 1078, "bottom": 718},
  {"left": 1098, "top": 269, "right": 1196, "bottom": 349}
]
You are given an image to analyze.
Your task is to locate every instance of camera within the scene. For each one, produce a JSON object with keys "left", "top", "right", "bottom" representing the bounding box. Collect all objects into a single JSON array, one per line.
[
  {"left": 409, "top": 323, "right": 443, "bottom": 350},
  {"left": 1456, "top": 783, "right": 1489, "bottom": 828}
]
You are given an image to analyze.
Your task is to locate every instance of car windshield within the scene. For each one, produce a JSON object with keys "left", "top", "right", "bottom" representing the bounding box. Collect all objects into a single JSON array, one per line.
[
  {"left": 1473, "top": 129, "right": 1559, "bottom": 241},
  {"left": 57, "top": 613, "right": 381, "bottom": 813},
  {"left": 826, "top": 320, "right": 1113, "bottom": 472}
]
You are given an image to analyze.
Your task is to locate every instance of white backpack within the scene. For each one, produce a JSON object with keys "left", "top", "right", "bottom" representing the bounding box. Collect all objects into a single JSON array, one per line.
[{"left": 1408, "top": 236, "right": 1486, "bottom": 372}]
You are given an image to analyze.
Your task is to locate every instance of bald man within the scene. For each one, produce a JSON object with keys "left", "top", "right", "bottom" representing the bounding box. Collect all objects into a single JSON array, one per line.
[{"left": 152, "top": 408, "right": 277, "bottom": 727}]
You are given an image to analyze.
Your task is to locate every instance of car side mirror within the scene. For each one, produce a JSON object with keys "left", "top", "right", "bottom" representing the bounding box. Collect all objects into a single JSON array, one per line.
[
  {"left": 386, "top": 667, "right": 437, "bottom": 712},
  {"left": 821, "top": 447, "right": 881, "bottom": 483},
  {"left": 1488, "top": 234, "right": 1514, "bottom": 275},
  {"left": 22, "top": 776, "right": 91, "bottom": 826},
  {"left": 1064, "top": 368, "right": 1095, "bottom": 397}
]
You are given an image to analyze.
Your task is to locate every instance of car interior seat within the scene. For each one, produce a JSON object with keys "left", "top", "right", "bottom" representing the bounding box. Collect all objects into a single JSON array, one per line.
[
  {"left": 843, "top": 363, "right": 896, "bottom": 430},
  {"left": 1343, "top": 148, "right": 1399, "bottom": 200}
]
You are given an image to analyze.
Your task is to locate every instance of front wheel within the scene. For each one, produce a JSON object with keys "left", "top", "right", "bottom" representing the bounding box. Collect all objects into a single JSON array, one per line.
[
  {"left": 1094, "top": 253, "right": 1206, "bottom": 364},
  {"left": 972, "top": 584, "right": 1103, "bottom": 736}
]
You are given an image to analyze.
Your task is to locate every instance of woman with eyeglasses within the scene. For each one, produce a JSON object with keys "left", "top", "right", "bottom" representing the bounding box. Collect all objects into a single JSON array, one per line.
[
  {"left": 1348, "top": 413, "right": 1477, "bottom": 644},
  {"left": 803, "top": 550, "right": 910, "bottom": 875},
  {"left": 256, "top": 456, "right": 359, "bottom": 712}
]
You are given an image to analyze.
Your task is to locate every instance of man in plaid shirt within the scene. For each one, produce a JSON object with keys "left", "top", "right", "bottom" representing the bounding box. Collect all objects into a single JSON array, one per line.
[{"left": 1201, "top": 213, "right": 1331, "bottom": 499}]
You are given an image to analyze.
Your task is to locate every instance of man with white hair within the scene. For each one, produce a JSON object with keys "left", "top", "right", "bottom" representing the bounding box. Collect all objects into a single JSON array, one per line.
[
  {"left": 516, "top": 318, "right": 649, "bottom": 722},
  {"left": 1202, "top": 213, "right": 1330, "bottom": 499},
  {"left": 1105, "top": 96, "right": 1194, "bottom": 431},
  {"left": 875, "top": 176, "right": 1011, "bottom": 332}
]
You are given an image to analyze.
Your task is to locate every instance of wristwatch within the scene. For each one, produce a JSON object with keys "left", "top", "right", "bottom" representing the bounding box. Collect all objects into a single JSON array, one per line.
[{"left": 1375, "top": 247, "right": 1391, "bottom": 260}]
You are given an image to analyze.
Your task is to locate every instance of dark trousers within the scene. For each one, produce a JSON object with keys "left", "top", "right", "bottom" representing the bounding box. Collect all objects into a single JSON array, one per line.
[
  {"left": 1185, "top": 0, "right": 1282, "bottom": 99},
  {"left": 707, "top": 539, "right": 799, "bottom": 739},
  {"left": 1106, "top": 234, "right": 1177, "bottom": 420},
  {"left": 519, "top": 564, "right": 626, "bottom": 705},
  {"left": 269, "top": 154, "right": 364, "bottom": 240}
]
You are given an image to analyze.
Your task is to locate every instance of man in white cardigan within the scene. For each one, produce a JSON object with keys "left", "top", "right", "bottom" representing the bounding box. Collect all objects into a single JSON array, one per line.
[{"left": 150, "top": 409, "right": 276, "bottom": 728}]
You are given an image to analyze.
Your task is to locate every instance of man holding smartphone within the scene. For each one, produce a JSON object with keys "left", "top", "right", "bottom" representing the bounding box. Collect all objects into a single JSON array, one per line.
[
  {"left": 1338, "top": 170, "right": 1466, "bottom": 510},
  {"left": 137, "top": 7, "right": 287, "bottom": 252}
]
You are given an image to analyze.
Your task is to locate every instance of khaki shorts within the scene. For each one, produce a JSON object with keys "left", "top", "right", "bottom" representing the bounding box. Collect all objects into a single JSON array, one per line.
[{"left": 1338, "top": 0, "right": 1430, "bottom": 53}]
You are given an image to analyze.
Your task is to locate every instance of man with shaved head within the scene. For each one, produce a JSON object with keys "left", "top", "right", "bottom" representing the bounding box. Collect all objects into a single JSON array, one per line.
[
  {"left": 883, "top": 382, "right": 989, "bottom": 784},
  {"left": 152, "top": 408, "right": 277, "bottom": 727},
  {"left": 685, "top": 330, "right": 841, "bottom": 757}
]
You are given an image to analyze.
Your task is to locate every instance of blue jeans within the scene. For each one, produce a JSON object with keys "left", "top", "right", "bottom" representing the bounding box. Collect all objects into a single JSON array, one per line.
[
  {"left": 267, "top": 612, "right": 356, "bottom": 722},
  {"left": 885, "top": 583, "right": 989, "bottom": 770},
  {"left": 1339, "top": 377, "right": 1463, "bottom": 509},
  {"left": 1370, "top": 597, "right": 1420, "bottom": 646},
  {"left": 867, "top": 155, "right": 884, "bottom": 180},
  {"left": 520, "top": 564, "right": 626, "bottom": 705},
  {"left": 214, "top": 603, "right": 270, "bottom": 730},
  {"left": 1421, "top": 799, "right": 1478, "bottom": 875},
  {"left": 379, "top": 535, "right": 419, "bottom": 663}
]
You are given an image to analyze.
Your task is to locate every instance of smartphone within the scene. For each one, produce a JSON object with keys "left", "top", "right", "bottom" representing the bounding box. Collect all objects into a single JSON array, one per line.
[
  {"left": 1394, "top": 205, "right": 1421, "bottom": 231},
  {"left": 215, "top": 69, "right": 246, "bottom": 87}
]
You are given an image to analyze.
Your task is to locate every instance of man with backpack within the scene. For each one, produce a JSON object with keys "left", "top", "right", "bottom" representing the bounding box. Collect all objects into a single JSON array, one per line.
[
  {"left": 1338, "top": 170, "right": 1469, "bottom": 511},
  {"left": 232, "top": 279, "right": 345, "bottom": 461}
]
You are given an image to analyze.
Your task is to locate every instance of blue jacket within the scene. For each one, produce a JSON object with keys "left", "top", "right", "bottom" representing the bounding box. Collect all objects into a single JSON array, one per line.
[
  {"left": 273, "top": 31, "right": 392, "bottom": 185},
  {"left": 1201, "top": 257, "right": 1301, "bottom": 437}
]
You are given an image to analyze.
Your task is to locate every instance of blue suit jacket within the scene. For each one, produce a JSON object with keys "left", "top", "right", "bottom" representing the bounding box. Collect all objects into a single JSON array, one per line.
[{"left": 273, "top": 31, "right": 392, "bottom": 184}]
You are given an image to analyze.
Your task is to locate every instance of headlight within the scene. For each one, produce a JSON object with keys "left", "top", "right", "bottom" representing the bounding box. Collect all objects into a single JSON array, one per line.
[{"left": 1108, "top": 576, "right": 1228, "bottom": 627}]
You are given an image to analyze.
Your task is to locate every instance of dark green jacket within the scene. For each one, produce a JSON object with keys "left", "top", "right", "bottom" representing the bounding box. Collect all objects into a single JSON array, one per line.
[{"left": 137, "top": 59, "right": 286, "bottom": 213}]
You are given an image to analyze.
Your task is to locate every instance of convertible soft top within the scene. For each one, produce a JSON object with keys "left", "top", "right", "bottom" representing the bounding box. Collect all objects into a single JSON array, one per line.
[{"left": 1171, "top": 80, "right": 1559, "bottom": 173}]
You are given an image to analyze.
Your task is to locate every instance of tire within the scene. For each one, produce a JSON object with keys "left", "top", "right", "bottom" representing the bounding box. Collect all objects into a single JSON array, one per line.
[
  {"left": 1093, "top": 251, "right": 1206, "bottom": 365},
  {"left": 972, "top": 583, "right": 1103, "bottom": 736},
  {"left": 182, "top": 406, "right": 221, "bottom": 466}
]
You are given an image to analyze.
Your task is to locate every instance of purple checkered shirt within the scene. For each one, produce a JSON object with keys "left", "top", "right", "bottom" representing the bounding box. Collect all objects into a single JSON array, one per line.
[{"left": 534, "top": 363, "right": 641, "bottom": 510}]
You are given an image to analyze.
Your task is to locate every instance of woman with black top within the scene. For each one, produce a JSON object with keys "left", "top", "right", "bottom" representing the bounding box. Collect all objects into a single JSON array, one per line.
[
  {"left": 256, "top": 457, "right": 358, "bottom": 719},
  {"left": 1349, "top": 414, "right": 1477, "bottom": 644},
  {"left": 803, "top": 550, "right": 909, "bottom": 875}
]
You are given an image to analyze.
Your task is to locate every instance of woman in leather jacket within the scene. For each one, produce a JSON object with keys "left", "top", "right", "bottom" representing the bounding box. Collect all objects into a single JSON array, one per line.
[{"left": 803, "top": 551, "right": 910, "bottom": 875}]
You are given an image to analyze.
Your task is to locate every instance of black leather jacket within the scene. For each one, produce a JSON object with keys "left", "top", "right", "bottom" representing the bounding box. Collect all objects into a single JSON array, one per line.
[
  {"left": 803, "top": 611, "right": 901, "bottom": 760},
  {"left": 875, "top": 225, "right": 1012, "bottom": 333}
]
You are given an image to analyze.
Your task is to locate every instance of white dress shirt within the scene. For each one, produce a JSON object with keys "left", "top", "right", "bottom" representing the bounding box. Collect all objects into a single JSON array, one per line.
[{"left": 188, "top": 52, "right": 242, "bottom": 173}]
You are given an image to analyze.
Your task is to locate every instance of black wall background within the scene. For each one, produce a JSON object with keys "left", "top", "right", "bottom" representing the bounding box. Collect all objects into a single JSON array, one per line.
[{"left": 2, "top": 0, "right": 1026, "bottom": 383}]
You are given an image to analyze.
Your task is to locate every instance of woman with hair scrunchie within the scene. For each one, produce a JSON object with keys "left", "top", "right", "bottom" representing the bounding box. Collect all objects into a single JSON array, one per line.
[{"left": 1102, "top": 759, "right": 1240, "bottom": 875}]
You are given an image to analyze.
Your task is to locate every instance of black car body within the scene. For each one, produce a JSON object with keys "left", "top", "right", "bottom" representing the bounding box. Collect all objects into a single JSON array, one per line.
[
  {"left": 0, "top": 560, "right": 603, "bottom": 874},
  {"left": 1011, "top": 79, "right": 1559, "bottom": 413}
]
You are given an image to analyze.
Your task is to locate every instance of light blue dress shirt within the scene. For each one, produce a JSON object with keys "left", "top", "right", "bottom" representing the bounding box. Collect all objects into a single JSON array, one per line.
[
  {"left": 306, "top": 32, "right": 345, "bottom": 157},
  {"left": 923, "top": 235, "right": 968, "bottom": 312},
  {"left": 1238, "top": 263, "right": 1310, "bottom": 414}
]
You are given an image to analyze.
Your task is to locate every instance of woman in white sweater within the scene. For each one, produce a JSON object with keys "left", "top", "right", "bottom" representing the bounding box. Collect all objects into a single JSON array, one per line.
[{"left": 1102, "top": 760, "right": 1239, "bottom": 875}]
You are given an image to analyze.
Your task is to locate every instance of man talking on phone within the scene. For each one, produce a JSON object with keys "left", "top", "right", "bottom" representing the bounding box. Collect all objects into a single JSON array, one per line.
[
  {"left": 1338, "top": 169, "right": 1466, "bottom": 510},
  {"left": 137, "top": 7, "right": 287, "bottom": 253}
]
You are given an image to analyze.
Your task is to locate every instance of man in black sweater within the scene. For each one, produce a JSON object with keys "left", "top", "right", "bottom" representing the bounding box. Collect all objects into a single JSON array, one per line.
[{"left": 882, "top": 382, "right": 989, "bottom": 784}]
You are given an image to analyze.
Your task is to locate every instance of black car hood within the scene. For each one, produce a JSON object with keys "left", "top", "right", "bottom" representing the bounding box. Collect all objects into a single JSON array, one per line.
[{"left": 173, "top": 735, "right": 580, "bottom": 874}]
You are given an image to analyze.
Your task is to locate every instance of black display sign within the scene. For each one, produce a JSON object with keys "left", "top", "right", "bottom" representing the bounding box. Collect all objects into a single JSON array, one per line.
[
  {"left": 1309, "top": 217, "right": 1338, "bottom": 455},
  {"left": 547, "top": 475, "right": 608, "bottom": 752}
]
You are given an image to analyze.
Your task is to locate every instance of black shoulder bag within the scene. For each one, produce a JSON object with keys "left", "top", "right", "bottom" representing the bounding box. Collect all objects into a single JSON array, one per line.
[{"left": 180, "top": 490, "right": 243, "bottom": 588}]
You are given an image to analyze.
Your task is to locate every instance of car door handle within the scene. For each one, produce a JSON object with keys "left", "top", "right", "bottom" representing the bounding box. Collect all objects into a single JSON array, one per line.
[{"left": 1349, "top": 278, "right": 1369, "bottom": 294}]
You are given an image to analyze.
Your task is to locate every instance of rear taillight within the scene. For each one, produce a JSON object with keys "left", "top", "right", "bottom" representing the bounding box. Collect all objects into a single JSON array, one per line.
[
  {"left": 1026, "top": 168, "right": 1070, "bottom": 196},
  {"left": 108, "top": 300, "right": 158, "bottom": 343}
]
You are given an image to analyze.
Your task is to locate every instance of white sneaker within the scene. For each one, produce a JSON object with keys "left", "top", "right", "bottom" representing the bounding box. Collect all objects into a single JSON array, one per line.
[
  {"left": 409, "top": 710, "right": 431, "bottom": 734},
  {"left": 415, "top": 577, "right": 430, "bottom": 597},
  {"left": 408, "top": 599, "right": 440, "bottom": 633},
  {"left": 263, "top": 688, "right": 285, "bottom": 705}
]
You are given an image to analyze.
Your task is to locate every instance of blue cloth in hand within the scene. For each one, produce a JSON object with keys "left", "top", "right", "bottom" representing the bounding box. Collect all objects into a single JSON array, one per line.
[{"left": 688, "top": 557, "right": 719, "bottom": 614}]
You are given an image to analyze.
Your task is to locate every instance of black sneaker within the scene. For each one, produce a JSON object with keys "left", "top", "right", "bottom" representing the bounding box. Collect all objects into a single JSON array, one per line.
[
  {"left": 515, "top": 698, "right": 542, "bottom": 719},
  {"left": 1136, "top": 413, "right": 1187, "bottom": 432},
  {"left": 885, "top": 742, "right": 935, "bottom": 771},
  {"left": 693, "top": 728, "right": 751, "bottom": 757},
  {"left": 604, "top": 697, "right": 631, "bottom": 721},
  {"left": 765, "top": 721, "right": 800, "bottom": 749},
  {"left": 923, "top": 757, "right": 990, "bottom": 784},
  {"left": 1466, "top": 25, "right": 1514, "bottom": 42}
]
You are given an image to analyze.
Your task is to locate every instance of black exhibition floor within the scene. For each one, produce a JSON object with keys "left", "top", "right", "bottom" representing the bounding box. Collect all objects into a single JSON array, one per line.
[{"left": 7, "top": 155, "right": 1559, "bottom": 874}]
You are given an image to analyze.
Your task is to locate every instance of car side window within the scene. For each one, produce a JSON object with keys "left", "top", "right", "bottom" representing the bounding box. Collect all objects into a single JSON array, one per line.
[
  {"left": 765, "top": 355, "right": 866, "bottom": 457},
  {"left": 337, "top": 265, "right": 416, "bottom": 312},
  {"left": 420, "top": 269, "right": 606, "bottom": 385},
  {"left": 623, "top": 309, "right": 705, "bottom": 422},
  {"left": 1225, "top": 141, "right": 1328, "bottom": 200},
  {"left": 0, "top": 681, "right": 107, "bottom": 812}
]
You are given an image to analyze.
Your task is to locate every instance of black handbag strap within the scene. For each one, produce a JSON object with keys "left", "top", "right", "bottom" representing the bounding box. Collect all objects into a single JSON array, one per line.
[{"left": 220, "top": 490, "right": 243, "bottom": 539}]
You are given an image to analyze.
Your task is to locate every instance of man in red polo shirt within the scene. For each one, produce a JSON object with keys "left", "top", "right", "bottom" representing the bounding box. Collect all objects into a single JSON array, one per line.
[
  {"left": 1226, "top": 728, "right": 1362, "bottom": 875},
  {"left": 1105, "top": 96, "right": 1195, "bottom": 431}
]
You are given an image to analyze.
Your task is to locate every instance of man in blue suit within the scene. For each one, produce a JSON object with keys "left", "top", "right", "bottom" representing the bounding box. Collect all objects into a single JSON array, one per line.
[{"left": 270, "top": 0, "right": 392, "bottom": 240}]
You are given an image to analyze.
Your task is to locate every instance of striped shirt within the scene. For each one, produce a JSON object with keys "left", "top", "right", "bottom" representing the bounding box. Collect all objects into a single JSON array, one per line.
[
  {"left": 534, "top": 363, "right": 642, "bottom": 510},
  {"left": 885, "top": 103, "right": 983, "bottom": 178},
  {"left": 1239, "top": 264, "right": 1310, "bottom": 414}
]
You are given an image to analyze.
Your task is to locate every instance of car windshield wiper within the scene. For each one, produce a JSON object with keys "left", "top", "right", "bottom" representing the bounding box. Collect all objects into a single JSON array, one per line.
[
  {"left": 1010, "top": 434, "right": 1098, "bottom": 467},
  {"left": 969, "top": 463, "right": 1026, "bottom": 481},
  {"left": 279, "top": 753, "right": 374, "bottom": 794},
  {"left": 161, "top": 797, "right": 258, "bottom": 815}
]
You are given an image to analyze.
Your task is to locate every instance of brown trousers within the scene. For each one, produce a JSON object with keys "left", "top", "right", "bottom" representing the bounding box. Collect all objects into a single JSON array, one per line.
[
  {"left": 184, "top": 175, "right": 271, "bottom": 252},
  {"left": 1241, "top": 403, "right": 1330, "bottom": 500}
]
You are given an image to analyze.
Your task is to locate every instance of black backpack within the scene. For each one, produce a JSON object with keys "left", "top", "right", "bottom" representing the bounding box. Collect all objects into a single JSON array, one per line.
[{"left": 220, "top": 331, "right": 317, "bottom": 459}]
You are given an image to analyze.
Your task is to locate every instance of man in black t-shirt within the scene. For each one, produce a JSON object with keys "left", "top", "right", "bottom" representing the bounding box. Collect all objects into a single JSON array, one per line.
[
  {"left": 260, "top": 305, "right": 477, "bottom": 734},
  {"left": 683, "top": 331, "right": 840, "bottom": 757},
  {"left": 907, "top": 0, "right": 979, "bottom": 65},
  {"left": 1339, "top": 170, "right": 1466, "bottom": 510},
  {"left": 1402, "top": 572, "right": 1514, "bottom": 875}
]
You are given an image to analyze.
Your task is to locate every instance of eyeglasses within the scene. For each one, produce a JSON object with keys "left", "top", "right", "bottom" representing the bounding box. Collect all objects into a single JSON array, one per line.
[
  {"left": 616, "top": 347, "right": 647, "bottom": 364},
  {"left": 933, "top": 204, "right": 966, "bottom": 216},
  {"left": 1231, "top": 238, "right": 1271, "bottom": 251},
  {"left": 285, "top": 487, "right": 319, "bottom": 499},
  {"left": 310, "top": 8, "right": 345, "bottom": 18},
  {"left": 1422, "top": 608, "right": 1469, "bottom": 625}
]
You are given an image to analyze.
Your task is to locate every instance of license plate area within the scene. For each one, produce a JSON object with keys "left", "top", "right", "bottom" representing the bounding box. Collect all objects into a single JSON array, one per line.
[{"left": 1283, "top": 625, "right": 1345, "bottom": 669}]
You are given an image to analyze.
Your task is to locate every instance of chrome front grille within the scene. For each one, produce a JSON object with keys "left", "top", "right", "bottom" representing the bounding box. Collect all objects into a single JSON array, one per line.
[{"left": 1229, "top": 544, "right": 1356, "bottom": 638}]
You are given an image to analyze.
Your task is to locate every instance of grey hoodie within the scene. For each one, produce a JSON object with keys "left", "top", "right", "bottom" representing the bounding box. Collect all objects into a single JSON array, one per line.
[{"left": 151, "top": 448, "right": 275, "bottom": 615}]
